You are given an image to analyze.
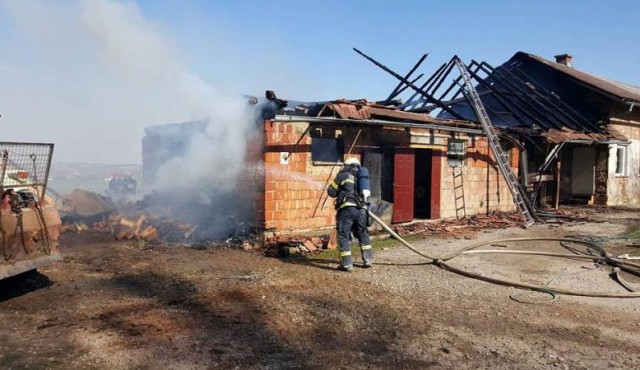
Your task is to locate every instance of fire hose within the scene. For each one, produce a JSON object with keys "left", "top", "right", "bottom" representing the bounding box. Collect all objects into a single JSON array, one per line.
[{"left": 367, "top": 210, "right": 640, "bottom": 298}]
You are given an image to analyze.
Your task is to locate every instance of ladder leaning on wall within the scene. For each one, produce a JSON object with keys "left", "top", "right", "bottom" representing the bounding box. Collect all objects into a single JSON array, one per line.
[
  {"left": 452, "top": 166, "right": 467, "bottom": 220},
  {"left": 453, "top": 57, "right": 536, "bottom": 227}
]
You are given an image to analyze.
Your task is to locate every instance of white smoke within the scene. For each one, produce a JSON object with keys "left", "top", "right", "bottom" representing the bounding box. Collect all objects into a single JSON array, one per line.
[
  {"left": 0, "top": 0, "right": 255, "bottom": 184},
  {"left": 0, "top": 0, "right": 263, "bottom": 236}
]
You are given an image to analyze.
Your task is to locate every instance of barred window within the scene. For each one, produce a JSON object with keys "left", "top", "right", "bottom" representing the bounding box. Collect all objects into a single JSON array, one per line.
[{"left": 447, "top": 139, "right": 466, "bottom": 167}]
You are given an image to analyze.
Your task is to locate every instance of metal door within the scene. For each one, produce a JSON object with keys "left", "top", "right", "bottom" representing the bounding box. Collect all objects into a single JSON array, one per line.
[
  {"left": 393, "top": 148, "right": 415, "bottom": 223},
  {"left": 571, "top": 146, "right": 595, "bottom": 195}
]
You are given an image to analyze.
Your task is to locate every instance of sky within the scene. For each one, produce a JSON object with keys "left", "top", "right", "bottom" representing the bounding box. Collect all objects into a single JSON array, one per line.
[{"left": 1, "top": 0, "right": 639, "bottom": 164}]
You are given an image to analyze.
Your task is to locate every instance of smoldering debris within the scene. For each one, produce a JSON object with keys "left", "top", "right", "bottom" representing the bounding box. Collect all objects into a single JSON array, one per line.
[
  {"left": 263, "top": 235, "right": 331, "bottom": 257},
  {"left": 61, "top": 189, "right": 260, "bottom": 246},
  {"left": 61, "top": 189, "right": 116, "bottom": 220}
]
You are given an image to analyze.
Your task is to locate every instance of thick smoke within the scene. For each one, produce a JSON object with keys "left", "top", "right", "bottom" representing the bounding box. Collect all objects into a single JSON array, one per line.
[
  {"left": 1, "top": 0, "right": 261, "bottom": 238},
  {"left": 0, "top": 0, "right": 253, "bottom": 165}
]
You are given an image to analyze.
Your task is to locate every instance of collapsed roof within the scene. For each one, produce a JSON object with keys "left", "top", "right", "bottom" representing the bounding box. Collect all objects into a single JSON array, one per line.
[
  {"left": 271, "top": 49, "right": 637, "bottom": 143},
  {"left": 349, "top": 49, "right": 637, "bottom": 143}
]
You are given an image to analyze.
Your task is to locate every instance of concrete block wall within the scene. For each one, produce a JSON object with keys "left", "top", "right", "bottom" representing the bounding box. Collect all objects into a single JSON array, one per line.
[{"left": 439, "top": 137, "right": 518, "bottom": 219}]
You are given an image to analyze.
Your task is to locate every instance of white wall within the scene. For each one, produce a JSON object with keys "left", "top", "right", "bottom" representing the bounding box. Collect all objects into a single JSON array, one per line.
[{"left": 607, "top": 140, "right": 640, "bottom": 205}]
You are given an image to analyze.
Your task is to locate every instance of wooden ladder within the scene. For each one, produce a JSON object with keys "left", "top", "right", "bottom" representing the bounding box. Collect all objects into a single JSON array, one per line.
[{"left": 453, "top": 166, "right": 467, "bottom": 220}]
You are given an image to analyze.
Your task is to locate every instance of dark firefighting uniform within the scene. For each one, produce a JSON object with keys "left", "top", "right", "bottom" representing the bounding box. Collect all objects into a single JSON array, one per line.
[{"left": 327, "top": 164, "right": 372, "bottom": 269}]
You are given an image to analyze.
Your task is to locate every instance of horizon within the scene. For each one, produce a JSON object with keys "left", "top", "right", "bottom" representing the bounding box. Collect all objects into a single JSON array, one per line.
[{"left": 1, "top": 0, "right": 639, "bottom": 164}]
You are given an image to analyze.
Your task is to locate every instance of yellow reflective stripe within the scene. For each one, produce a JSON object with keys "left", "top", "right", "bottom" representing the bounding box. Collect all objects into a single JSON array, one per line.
[
  {"left": 329, "top": 181, "right": 338, "bottom": 189},
  {"left": 340, "top": 178, "right": 355, "bottom": 186},
  {"left": 360, "top": 245, "right": 372, "bottom": 250},
  {"left": 339, "top": 251, "right": 352, "bottom": 257},
  {"left": 339, "top": 202, "right": 358, "bottom": 209}
]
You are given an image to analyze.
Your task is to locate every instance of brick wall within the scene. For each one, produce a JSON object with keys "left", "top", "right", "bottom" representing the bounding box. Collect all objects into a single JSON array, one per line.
[
  {"left": 262, "top": 120, "right": 519, "bottom": 234},
  {"left": 263, "top": 120, "right": 336, "bottom": 233},
  {"left": 439, "top": 136, "right": 519, "bottom": 218}
]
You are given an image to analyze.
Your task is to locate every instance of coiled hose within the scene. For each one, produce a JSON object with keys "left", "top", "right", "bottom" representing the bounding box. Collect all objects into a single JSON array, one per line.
[{"left": 367, "top": 211, "right": 640, "bottom": 298}]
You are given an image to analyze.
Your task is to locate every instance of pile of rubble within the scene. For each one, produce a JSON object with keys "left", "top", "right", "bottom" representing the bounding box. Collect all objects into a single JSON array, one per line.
[
  {"left": 60, "top": 189, "right": 258, "bottom": 245},
  {"left": 393, "top": 212, "right": 524, "bottom": 237},
  {"left": 263, "top": 235, "right": 331, "bottom": 257},
  {"left": 62, "top": 212, "right": 199, "bottom": 243},
  {"left": 393, "top": 209, "right": 594, "bottom": 237}
]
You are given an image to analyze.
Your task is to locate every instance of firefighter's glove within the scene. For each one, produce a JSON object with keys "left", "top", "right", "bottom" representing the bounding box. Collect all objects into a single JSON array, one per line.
[{"left": 362, "top": 189, "right": 370, "bottom": 202}]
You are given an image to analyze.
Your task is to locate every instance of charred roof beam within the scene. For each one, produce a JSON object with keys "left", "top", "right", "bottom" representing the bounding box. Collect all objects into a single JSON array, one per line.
[
  {"left": 493, "top": 67, "right": 592, "bottom": 131},
  {"left": 392, "top": 74, "right": 424, "bottom": 99},
  {"left": 470, "top": 61, "right": 563, "bottom": 130},
  {"left": 506, "top": 67, "right": 602, "bottom": 132},
  {"left": 404, "top": 61, "right": 451, "bottom": 109},
  {"left": 385, "top": 53, "right": 428, "bottom": 103},
  {"left": 353, "top": 47, "right": 467, "bottom": 121},
  {"left": 420, "top": 60, "right": 457, "bottom": 107},
  {"left": 463, "top": 61, "right": 546, "bottom": 128},
  {"left": 436, "top": 59, "right": 483, "bottom": 103},
  {"left": 481, "top": 62, "right": 586, "bottom": 131}
]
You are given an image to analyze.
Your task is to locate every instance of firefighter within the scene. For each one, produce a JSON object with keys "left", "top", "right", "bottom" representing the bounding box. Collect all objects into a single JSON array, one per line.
[{"left": 327, "top": 157, "right": 372, "bottom": 272}]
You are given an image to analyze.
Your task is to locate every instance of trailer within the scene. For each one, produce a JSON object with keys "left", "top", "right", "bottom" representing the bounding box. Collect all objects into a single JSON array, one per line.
[{"left": 0, "top": 142, "right": 62, "bottom": 280}]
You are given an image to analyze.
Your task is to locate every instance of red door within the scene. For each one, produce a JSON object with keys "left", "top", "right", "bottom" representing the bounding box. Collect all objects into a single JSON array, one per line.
[
  {"left": 393, "top": 148, "right": 415, "bottom": 223},
  {"left": 430, "top": 151, "right": 442, "bottom": 219}
]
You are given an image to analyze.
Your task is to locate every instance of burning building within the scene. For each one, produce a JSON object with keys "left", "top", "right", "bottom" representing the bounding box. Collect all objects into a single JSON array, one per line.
[{"left": 142, "top": 50, "right": 640, "bottom": 238}]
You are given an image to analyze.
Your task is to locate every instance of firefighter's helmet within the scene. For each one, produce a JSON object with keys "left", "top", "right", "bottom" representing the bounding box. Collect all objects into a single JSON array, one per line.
[{"left": 343, "top": 157, "right": 360, "bottom": 166}]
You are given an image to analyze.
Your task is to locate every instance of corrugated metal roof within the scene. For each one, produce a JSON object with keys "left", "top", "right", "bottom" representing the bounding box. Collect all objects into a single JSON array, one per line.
[
  {"left": 517, "top": 52, "right": 640, "bottom": 104},
  {"left": 320, "top": 100, "right": 479, "bottom": 128}
]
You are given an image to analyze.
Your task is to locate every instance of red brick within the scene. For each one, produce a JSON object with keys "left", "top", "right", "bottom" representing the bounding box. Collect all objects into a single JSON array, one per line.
[
  {"left": 304, "top": 240, "right": 317, "bottom": 252},
  {"left": 265, "top": 201, "right": 275, "bottom": 212},
  {"left": 265, "top": 181, "right": 276, "bottom": 191}
]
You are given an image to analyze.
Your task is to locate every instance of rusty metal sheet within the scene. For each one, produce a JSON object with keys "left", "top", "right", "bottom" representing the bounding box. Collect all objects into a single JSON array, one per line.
[
  {"left": 367, "top": 106, "right": 438, "bottom": 123},
  {"left": 542, "top": 127, "right": 628, "bottom": 143},
  {"left": 325, "top": 102, "right": 369, "bottom": 120},
  {"left": 321, "top": 100, "right": 481, "bottom": 130}
]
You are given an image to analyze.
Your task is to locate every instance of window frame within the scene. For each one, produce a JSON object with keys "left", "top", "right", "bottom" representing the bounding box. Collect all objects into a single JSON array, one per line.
[
  {"left": 447, "top": 138, "right": 467, "bottom": 168},
  {"left": 614, "top": 144, "right": 629, "bottom": 177},
  {"left": 311, "top": 136, "right": 345, "bottom": 165}
]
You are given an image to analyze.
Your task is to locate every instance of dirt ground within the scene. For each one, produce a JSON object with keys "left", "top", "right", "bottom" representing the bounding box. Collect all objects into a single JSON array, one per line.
[{"left": 1, "top": 207, "right": 640, "bottom": 369}]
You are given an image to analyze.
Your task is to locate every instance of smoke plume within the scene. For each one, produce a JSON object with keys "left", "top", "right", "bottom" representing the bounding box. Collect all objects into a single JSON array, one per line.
[
  {"left": 0, "top": 0, "right": 254, "bottom": 167},
  {"left": 0, "top": 0, "right": 263, "bottom": 238}
]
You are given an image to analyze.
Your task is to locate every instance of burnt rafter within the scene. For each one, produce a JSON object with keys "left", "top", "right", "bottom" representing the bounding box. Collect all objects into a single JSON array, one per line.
[
  {"left": 353, "top": 48, "right": 466, "bottom": 120},
  {"left": 385, "top": 53, "right": 428, "bottom": 103},
  {"left": 367, "top": 49, "right": 602, "bottom": 133},
  {"left": 393, "top": 73, "right": 425, "bottom": 98},
  {"left": 465, "top": 61, "right": 547, "bottom": 127},
  {"left": 437, "top": 62, "right": 482, "bottom": 103},
  {"left": 402, "top": 62, "right": 447, "bottom": 110},
  {"left": 471, "top": 61, "right": 565, "bottom": 130},
  {"left": 491, "top": 64, "right": 582, "bottom": 124},
  {"left": 475, "top": 62, "right": 583, "bottom": 131},
  {"left": 505, "top": 66, "right": 601, "bottom": 131}
]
